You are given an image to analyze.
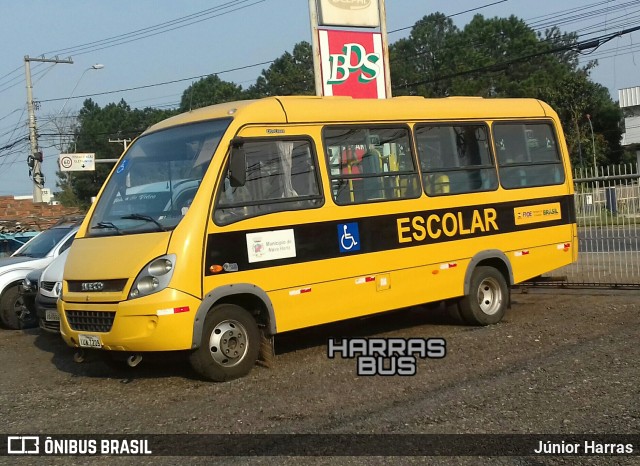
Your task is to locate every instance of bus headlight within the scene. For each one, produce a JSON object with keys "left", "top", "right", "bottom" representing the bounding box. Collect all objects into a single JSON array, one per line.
[{"left": 129, "top": 254, "right": 176, "bottom": 299}]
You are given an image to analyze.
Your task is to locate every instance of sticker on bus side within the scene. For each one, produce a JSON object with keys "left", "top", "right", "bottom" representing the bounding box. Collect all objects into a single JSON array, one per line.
[
  {"left": 338, "top": 222, "right": 360, "bottom": 253},
  {"left": 514, "top": 203, "right": 562, "bottom": 226},
  {"left": 246, "top": 229, "right": 297, "bottom": 263}
]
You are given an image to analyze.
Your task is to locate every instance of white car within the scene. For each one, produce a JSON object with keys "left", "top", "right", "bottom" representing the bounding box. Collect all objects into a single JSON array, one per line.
[
  {"left": 0, "top": 219, "right": 81, "bottom": 329},
  {"left": 35, "top": 248, "right": 69, "bottom": 332}
]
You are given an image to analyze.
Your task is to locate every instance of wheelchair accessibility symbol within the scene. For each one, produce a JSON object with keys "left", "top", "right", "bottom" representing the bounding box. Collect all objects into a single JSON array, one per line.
[
  {"left": 338, "top": 222, "right": 360, "bottom": 253},
  {"left": 116, "top": 159, "right": 128, "bottom": 174}
]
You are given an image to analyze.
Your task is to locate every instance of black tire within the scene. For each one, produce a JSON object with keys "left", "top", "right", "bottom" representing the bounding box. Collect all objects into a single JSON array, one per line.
[
  {"left": 189, "top": 304, "right": 260, "bottom": 382},
  {"left": 444, "top": 299, "right": 465, "bottom": 324},
  {"left": 457, "top": 266, "right": 509, "bottom": 326},
  {"left": 0, "top": 285, "right": 35, "bottom": 330}
]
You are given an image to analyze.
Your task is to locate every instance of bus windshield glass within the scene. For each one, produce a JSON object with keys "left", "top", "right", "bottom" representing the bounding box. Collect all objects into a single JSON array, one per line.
[{"left": 88, "top": 118, "right": 231, "bottom": 236}]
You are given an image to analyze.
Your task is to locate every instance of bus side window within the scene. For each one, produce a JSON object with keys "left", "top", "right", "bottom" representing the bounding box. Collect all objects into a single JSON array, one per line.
[
  {"left": 493, "top": 122, "right": 565, "bottom": 189},
  {"left": 416, "top": 124, "right": 497, "bottom": 196},
  {"left": 323, "top": 126, "right": 420, "bottom": 205},
  {"left": 214, "top": 138, "right": 323, "bottom": 225}
]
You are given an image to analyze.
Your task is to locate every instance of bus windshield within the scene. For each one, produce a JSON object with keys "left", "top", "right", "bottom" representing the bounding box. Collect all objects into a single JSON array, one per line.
[{"left": 88, "top": 118, "right": 231, "bottom": 236}]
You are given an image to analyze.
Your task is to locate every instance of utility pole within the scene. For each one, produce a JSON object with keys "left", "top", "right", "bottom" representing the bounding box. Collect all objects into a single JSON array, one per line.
[
  {"left": 108, "top": 138, "right": 132, "bottom": 153},
  {"left": 24, "top": 55, "right": 73, "bottom": 202}
]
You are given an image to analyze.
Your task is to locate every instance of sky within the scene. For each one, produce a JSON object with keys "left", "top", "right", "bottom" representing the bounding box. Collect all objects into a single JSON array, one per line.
[{"left": 1, "top": 0, "right": 639, "bottom": 197}]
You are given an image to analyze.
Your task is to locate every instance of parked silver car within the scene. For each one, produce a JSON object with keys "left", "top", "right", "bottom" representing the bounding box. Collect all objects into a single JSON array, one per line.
[
  {"left": 35, "top": 248, "right": 69, "bottom": 332},
  {"left": 0, "top": 218, "right": 82, "bottom": 329}
]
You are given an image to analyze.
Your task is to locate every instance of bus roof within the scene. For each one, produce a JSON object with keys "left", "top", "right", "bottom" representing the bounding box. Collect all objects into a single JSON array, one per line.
[{"left": 144, "top": 96, "right": 555, "bottom": 134}]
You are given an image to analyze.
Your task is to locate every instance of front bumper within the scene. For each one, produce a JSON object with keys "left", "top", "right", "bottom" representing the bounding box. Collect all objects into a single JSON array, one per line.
[
  {"left": 36, "top": 294, "right": 60, "bottom": 333},
  {"left": 59, "top": 288, "right": 201, "bottom": 352}
]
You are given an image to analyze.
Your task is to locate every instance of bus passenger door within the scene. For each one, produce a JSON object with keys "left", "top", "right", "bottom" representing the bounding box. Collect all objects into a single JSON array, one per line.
[{"left": 208, "top": 128, "right": 329, "bottom": 332}]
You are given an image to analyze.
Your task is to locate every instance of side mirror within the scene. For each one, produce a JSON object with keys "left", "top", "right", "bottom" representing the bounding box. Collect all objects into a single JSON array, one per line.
[{"left": 229, "top": 138, "right": 246, "bottom": 187}]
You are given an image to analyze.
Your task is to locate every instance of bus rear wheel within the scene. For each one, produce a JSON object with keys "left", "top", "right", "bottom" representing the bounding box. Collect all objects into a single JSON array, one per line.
[
  {"left": 458, "top": 266, "right": 508, "bottom": 326},
  {"left": 190, "top": 304, "right": 260, "bottom": 382}
]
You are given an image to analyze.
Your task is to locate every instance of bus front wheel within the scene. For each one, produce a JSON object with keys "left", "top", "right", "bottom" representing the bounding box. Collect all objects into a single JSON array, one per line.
[
  {"left": 190, "top": 303, "right": 260, "bottom": 382},
  {"left": 458, "top": 266, "right": 508, "bottom": 326}
]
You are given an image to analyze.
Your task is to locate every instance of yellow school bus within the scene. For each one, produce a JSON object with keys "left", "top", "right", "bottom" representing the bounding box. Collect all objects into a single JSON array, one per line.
[{"left": 59, "top": 96, "right": 577, "bottom": 381}]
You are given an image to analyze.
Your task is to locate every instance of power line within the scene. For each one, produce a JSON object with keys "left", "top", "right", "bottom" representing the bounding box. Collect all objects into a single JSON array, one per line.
[
  {"left": 0, "top": 107, "right": 25, "bottom": 125},
  {"left": 394, "top": 24, "right": 640, "bottom": 90},
  {"left": 12, "top": 0, "right": 638, "bottom": 107},
  {"left": 0, "top": 136, "right": 28, "bottom": 154},
  {"left": 39, "top": 2, "right": 621, "bottom": 105},
  {"left": 1, "top": 0, "right": 639, "bottom": 153},
  {"left": 0, "top": 61, "right": 61, "bottom": 96},
  {"left": 527, "top": 0, "right": 640, "bottom": 30},
  {"left": 388, "top": 0, "right": 509, "bottom": 34},
  {"left": 0, "top": 107, "right": 26, "bottom": 160},
  {"left": 43, "top": 0, "right": 265, "bottom": 57},
  {"left": 387, "top": 1, "right": 640, "bottom": 74},
  {"left": 0, "top": 1, "right": 264, "bottom": 97},
  {"left": 37, "top": 60, "right": 275, "bottom": 103},
  {"left": 0, "top": 64, "right": 22, "bottom": 85}
]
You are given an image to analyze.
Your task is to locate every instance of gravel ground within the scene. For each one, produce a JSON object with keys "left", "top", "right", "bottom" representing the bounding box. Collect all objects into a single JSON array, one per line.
[{"left": 0, "top": 288, "right": 638, "bottom": 465}]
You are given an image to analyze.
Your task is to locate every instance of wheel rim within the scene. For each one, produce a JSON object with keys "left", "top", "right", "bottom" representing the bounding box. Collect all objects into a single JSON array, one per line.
[
  {"left": 208, "top": 319, "right": 249, "bottom": 367},
  {"left": 476, "top": 277, "right": 502, "bottom": 315},
  {"left": 14, "top": 296, "right": 29, "bottom": 322}
]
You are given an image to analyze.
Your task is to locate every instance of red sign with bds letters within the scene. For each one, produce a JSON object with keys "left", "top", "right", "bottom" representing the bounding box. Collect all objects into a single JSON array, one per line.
[{"left": 318, "top": 29, "right": 387, "bottom": 99}]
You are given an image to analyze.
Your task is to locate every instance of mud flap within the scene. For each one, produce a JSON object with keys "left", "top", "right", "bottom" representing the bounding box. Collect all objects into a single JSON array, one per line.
[{"left": 258, "top": 331, "right": 274, "bottom": 368}]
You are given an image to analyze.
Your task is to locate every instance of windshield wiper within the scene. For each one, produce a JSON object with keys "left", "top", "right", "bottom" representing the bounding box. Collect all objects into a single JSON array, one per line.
[
  {"left": 121, "top": 214, "right": 166, "bottom": 232},
  {"left": 92, "top": 221, "right": 123, "bottom": 235}
]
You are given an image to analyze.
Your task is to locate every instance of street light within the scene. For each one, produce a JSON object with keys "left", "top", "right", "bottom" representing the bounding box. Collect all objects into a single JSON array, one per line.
[{"left": 56, "top": 64, "right": 104, "bottom": 116}]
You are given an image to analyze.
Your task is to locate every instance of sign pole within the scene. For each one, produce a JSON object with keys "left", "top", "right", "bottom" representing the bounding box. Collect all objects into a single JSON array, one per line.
[
  {"left": 378, "top": 0, "right": 391, "bottom": 98},
  {"left": 308, "top": 0, "right": 323, "bottom": 96}
]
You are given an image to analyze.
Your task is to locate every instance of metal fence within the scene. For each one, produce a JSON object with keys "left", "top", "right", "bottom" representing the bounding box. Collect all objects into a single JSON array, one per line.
[{"left": 546, "top": 163, "right": 640, "bottom": 288}]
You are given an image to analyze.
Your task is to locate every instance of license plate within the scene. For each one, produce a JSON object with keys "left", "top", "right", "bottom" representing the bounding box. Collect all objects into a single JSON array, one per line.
[
  {"left": 78, "top": 334, "right": 102, "bottom": 348},
  {"left": 45, "top": 310, "right": 60, "bottom": 322}
]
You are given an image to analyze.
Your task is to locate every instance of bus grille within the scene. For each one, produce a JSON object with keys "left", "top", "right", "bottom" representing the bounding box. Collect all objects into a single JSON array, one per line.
[{"left": 66, "top": 311, "right": 115, "bottom": 333}]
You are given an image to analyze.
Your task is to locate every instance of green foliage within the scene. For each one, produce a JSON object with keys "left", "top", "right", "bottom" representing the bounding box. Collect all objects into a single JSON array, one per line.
[
  {"left": 179, "top": 75, "right": 244, "bottom": 112},
  {"left": 390, "top": 13, "right": 460, "bottom": 97},
  {"left": 56, "top": 99, "right": 177, "bottom": 208},
  {"left": 246, "top": 41, "right": 314, "bottom": 97},
  {"left": 390, "top": 14, "right": 623, "bottom": 170}
]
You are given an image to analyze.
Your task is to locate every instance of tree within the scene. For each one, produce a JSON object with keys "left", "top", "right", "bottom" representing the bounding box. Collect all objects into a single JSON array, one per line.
[
  {"left": 390, "top": 13, "right": 460, "bottom": 97},
  {"left": 390, "top": 13, "right": 623, "bottom": 167},
  {"left": 57, "top": 99, "right": 175, "bottom": 207},
  {"left": 179, "top": 75, "right": 244, "bottom": 112},
  {"left": 54, "top": 11, "right": 627, "bottom": 206},
  {"left": 542, "top": 72, "right": 623, "bottom": 169},
  {"left": 420, "top": 16, "right": 583, "bottom": 98},
  {"left": 245, "top": 41, "right": 314, "bottom": 98}
]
